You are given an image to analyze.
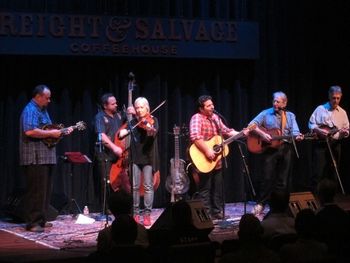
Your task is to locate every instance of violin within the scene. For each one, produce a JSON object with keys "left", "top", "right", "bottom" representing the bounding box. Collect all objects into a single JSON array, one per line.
[{"left": 138, "top": 114, "right": 155, "bottom": 131}]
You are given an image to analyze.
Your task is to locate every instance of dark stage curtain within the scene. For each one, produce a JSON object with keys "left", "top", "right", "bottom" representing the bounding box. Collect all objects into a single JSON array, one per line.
[{"left": 1, "top": 0, "right": 350, "bottom": 213}]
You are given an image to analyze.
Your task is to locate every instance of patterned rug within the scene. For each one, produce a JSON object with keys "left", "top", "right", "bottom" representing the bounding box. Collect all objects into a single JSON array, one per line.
[{"left": 0, "top": 202, "right": 267, "bottom": 250}]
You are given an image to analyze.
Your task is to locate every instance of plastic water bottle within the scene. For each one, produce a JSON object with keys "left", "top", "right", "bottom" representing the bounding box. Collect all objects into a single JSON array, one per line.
[{"left": 83, "top": 205, "right": 89, "bottom": 216}]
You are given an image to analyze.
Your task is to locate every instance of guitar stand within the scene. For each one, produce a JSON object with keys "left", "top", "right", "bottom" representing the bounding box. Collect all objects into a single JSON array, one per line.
[
  {"left": 61, "top": 152, "right": 92, "bottom": 216},
  {"left": 325, "top": 138, "right": 345, "bottom": 194}
]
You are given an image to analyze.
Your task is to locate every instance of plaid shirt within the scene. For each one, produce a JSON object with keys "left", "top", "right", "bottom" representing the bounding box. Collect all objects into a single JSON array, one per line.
[
  {"left": 190, "top": 113, "right": 233, "bottom": 142},
  {"left": 19, "top": 100, "right": 56, "bottom": 165},
  {"left": 189, "top": 113, "right": 233, "bottom": 169}
]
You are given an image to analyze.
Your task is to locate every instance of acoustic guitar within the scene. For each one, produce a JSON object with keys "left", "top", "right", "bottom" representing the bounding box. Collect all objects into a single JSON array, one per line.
[
  {"left": 189, "top": 124, "right": 256, "bottom": 173},
  {"left": 247, "top": 127, "right": 315, "bottom": 154},
  {"left": 42, "top": 121, "right": 86, "bottom": 148}
]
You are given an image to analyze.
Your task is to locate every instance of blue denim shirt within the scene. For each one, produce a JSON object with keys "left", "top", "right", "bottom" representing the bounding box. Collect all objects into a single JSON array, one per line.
[{"left": 249, "top": 107, "right": 301, "bottom": 136}]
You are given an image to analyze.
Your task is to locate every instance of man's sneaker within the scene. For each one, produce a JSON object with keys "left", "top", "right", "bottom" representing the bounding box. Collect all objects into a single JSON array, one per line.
[
  {"left": 252, "top": 203, "right": 265, "bottom": 215},
  {"left": 143, "top": 214, "right": 151, "bottom": 226},
  {"left": 134, "top": 214, "right": 141, "bottom": 224}
]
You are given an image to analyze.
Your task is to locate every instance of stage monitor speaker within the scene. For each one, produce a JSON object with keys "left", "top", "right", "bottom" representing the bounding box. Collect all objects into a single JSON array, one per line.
[
  {"left": 3, "top": 192, "right": 58, "bottom": 222},
  {"left": 149, "top": 200, "right": 214, "bottom": 244},
  {"left": 288, "top": 191, "right": 319, "bottom": 218}
]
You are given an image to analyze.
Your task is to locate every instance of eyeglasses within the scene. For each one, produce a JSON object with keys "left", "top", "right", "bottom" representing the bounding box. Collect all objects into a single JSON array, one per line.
[{"left": 331, "top": 97, "right": 341, "bottom": 100}]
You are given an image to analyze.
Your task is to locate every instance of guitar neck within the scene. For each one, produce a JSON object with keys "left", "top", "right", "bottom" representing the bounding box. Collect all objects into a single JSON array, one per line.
[
  {"left": 174, "top": 134, "right": 180, "bottom": 169},
  {"left": 223, "top": 130, "right": 245, "bottom": 145}
]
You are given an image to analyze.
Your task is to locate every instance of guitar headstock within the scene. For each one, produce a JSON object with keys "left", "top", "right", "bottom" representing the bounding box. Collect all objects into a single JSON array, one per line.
[
  {"left": 75, "top": 121, "right": 87, "bottom": 131},
  {"left": 173, "top": 125, "right": 180, "bottom": 136}
]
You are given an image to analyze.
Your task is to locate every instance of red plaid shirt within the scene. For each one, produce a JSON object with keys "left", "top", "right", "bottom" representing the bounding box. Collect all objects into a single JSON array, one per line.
[
  {"left": 190, "top": 113, "right": 233, "bottom": 141},
  {"left": 189, "top": 113, "right": 233, "bottom": 169}
]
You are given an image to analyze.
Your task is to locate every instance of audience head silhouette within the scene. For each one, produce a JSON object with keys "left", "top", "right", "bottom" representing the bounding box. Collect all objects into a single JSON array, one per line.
[
  {"left": 108, "top": 189, "right": 137, "bottom": 244},
  {"left": 108, "top": 189, "right": 133, "bottom": 217},
  {"left": 238, "top": 213, "right": 263, "bottom": 242},
  {"left": 316, "top": 178, "right": 337, "bottom": 205},
  {"left": 295, "top": 208, "right": 318, "bottom": 239},
  {"left": 268, "top": 190, "right": 290, "bottom": 213}
]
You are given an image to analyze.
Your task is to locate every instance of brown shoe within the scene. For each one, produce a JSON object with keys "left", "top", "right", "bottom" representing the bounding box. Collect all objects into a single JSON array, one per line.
[
  {"left": 41, "top": 222, "right": 53, "bottom": 228},
  {"left": 26, "top": 225, "right": 44, "bottom": 233}
]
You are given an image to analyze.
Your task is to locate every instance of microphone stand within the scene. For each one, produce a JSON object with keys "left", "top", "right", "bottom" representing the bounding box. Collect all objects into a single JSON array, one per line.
[
  {"left": 325, "top": 137, "right": 345, "bottom": 194},
  {"left": 123, "top": 106, "right": 138, "bottom": 218},
  {"left": 212, "top": 113, "right": 230, "bottom": 228},
  {"left": 96, "top": 133, "right": 110, "bottom": 228},
  {"left": 236, "top": 141, "right": 256, "bottom": 214}
]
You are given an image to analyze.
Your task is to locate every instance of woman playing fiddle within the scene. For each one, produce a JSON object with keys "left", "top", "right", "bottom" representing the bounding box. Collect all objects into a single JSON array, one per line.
[{"left": 118, "top": 97, "right": 159, "bottom": 226}]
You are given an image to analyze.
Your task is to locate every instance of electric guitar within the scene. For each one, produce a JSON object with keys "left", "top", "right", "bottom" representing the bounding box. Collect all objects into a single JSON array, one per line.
[
  {"left": 165, "top": 125, "right": 189, "bottom": 202},
  {"left": 42, "top": 121, "right": 86, "bottom": 148},
  {"left": 247, "top": 127, "right": 316, "bottom": 154},
  {"left": 189, "top": 124, "right": 256, "bottom": 173}
]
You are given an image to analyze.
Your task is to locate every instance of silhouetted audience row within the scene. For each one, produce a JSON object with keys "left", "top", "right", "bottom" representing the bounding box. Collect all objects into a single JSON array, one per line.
[
  {"left": 87, "top": 179, "right": 350, "bottom": 263},
  {"left": 220, "top": 179, "right": 350, "bottom": 263}
]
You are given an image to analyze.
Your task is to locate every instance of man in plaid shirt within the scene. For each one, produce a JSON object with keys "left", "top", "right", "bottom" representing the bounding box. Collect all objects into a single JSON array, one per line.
[
  {"left": 189, "top": 95, "right": 249, "bottom": 220},
  {"left": 19, "top": 84, "right": 73, "bottom": 232}
]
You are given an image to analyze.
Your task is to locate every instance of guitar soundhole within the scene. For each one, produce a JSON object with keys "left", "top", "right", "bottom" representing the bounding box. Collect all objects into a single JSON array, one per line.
[{"left": 213, "top": 144, "right": 221, "bottom": 154}]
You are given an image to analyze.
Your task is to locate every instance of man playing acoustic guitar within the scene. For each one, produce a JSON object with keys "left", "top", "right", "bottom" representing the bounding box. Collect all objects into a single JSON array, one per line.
[
  {"left": 308, "top": 85, "right": 349, "bottom": 193},
  {"left": 248, "top": 91, "right": 303, "bottom": 215},
  {"left": 189, "top": 95, "right": 250, "bottom": 220}
]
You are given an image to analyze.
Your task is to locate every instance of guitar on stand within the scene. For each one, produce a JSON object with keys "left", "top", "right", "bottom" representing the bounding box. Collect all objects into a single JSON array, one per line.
[{"left": 165, "top": 125, "right": 189, "bottom": 203}]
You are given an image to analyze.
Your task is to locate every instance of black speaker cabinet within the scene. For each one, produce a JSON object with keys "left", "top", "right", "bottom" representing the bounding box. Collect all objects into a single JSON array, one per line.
[
  {"left": 149, "top": 200, "right": 214, "bottom": 245},
  {"left": 3, "top": 192, "right": 58, "bottom": 222},
  {"left": 288, "top": 191, "right": 319, "bottom": 218}
]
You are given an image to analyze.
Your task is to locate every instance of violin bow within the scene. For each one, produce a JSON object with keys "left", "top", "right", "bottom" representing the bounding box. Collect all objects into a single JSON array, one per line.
[{"left": 131, "top": 100, "right": 167, "bottom": 130}]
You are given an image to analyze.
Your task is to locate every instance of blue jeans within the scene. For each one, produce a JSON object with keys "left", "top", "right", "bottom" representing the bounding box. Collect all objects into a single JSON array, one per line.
[{"left": 132, "top": 164, "right": 154, "bottom": 215}]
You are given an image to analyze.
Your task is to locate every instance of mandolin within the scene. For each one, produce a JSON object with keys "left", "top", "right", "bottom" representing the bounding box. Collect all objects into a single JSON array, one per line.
[{"left": 42, "top": 121, "right": 86, "bottom": 148}]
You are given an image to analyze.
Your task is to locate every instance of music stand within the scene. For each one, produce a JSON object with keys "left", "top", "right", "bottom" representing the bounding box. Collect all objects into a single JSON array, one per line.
[{"left": 63, "top": 152, "right": 92, "bottom": 215}]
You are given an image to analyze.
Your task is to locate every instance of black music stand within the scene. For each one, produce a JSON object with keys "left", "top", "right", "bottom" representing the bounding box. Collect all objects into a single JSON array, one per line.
[{"left": 62, "top": 152, "right": 92, "bottom": 215}]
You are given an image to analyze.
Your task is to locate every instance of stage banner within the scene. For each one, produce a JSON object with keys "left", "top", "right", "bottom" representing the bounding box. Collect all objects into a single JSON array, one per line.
[{"left": 0, "top": 12, "right": 259, "bottom": 59}]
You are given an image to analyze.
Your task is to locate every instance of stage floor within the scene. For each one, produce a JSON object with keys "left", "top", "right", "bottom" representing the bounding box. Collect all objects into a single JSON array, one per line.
[
  {"left": 1, "top": 195, "right": 349, "bottom": 263},
  {"left": 0, "top": 201, "right": 263, "bottom": 263}
]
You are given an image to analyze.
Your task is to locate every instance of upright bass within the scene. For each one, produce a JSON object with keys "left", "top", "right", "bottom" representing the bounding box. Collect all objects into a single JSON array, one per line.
[{"left": 109, "top": 74, "right": 134, "bottom": 192}]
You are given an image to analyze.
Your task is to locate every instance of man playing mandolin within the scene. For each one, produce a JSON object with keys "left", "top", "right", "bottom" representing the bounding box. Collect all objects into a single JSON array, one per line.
[
  {"left": 189, "top": 95, "right": 250, "bottom": 220},
  {"left": 308, "top": 85, "right": 349, "bottom": 193},
  {"left": 249, "top": 91, "right": 303, "bottom": 215},
  {"left": 19, "top": 84, "right": 74, "bottom": 232}
]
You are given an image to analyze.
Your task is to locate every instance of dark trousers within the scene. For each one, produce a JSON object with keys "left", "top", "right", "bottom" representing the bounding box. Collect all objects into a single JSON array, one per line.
[
  {"left": 24, "top": 164, "right": 53, "bottom": 227},
  {"left": 311, "top": 140, "right": 341, "bottom": 193},
  {"left": 197, "top": 169, "right": 223, "bottom": 215},
  {"left": 94, "top": 151, "right": 130, "bottom": 211},
  {"left": 259, "top": 143, "right": 293, "bottom": 205}
]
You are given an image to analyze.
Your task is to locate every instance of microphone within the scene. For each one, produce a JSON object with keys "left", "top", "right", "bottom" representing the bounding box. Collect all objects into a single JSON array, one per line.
[{"left": 213, "top": 109, "right": 224, "bottom": 118}]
